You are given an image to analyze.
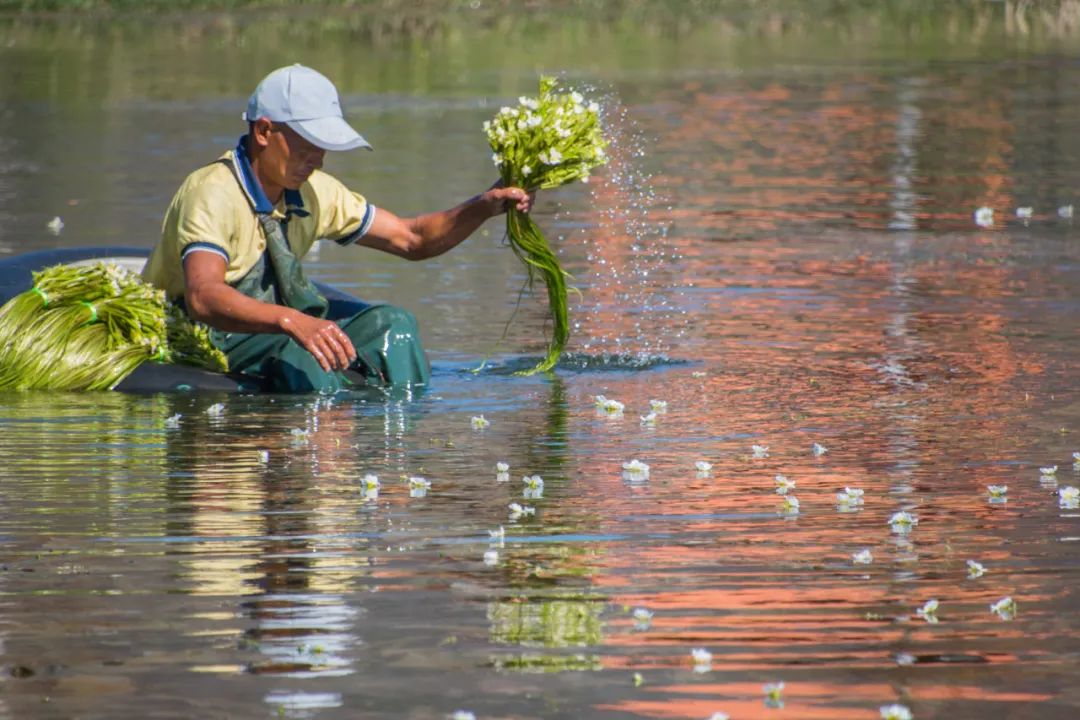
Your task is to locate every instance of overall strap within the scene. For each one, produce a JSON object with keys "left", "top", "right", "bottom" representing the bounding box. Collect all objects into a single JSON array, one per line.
[{"left": 255, "top": 212, "right": 328, "bottom": 319}]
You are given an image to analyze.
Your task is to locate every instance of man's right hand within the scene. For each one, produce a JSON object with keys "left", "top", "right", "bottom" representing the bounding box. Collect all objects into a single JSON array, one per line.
[
  {"left": 184, "top": 252, "right": 358, "bottom": 373},
  {"left": 280, "top": 311, "right": 358, "bottom": 372}
]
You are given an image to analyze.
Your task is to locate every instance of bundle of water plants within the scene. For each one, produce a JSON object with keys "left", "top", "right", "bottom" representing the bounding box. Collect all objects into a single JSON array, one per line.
[
  {"left": 0, "top": 262, "right": 227, "bottom": 391},
  {"left": 485, "top": 76, "right": 609, "bottom": 374}
]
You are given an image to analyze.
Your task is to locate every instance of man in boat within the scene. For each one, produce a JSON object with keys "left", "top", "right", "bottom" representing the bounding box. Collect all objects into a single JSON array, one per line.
[{"left": 142, "top": 64, "right": 532, "bottom": 393}]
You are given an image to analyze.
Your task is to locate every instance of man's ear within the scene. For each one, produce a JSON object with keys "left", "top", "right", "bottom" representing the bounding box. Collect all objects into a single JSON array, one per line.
[{"left": 251, "top": 118, "right": 274, "bottom": 148}]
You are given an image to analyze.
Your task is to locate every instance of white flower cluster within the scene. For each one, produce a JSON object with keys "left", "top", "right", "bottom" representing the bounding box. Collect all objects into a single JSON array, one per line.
[{"left": 484, "top": 76, "right": 608, "bottom": 190}]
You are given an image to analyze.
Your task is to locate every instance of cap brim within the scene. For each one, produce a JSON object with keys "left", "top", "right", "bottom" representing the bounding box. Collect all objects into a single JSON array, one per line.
[{"left": 287, "top": 116, "right": 372, "bottom": 152}]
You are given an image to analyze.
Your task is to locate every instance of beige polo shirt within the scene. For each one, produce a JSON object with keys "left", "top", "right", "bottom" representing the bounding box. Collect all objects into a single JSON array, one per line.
[{"left": 142, "top": 139, "right": 376, "bottom": 299}]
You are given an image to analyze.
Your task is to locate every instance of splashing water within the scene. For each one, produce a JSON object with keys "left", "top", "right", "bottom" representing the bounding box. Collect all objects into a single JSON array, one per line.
[{"left": 560, "top": 89, "right": 692, "bottom": 366}]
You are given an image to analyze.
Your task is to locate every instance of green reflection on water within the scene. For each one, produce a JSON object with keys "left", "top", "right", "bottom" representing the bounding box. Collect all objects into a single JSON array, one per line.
[{"left": 487, "top": 594, "right": 605, "bottom": 673}]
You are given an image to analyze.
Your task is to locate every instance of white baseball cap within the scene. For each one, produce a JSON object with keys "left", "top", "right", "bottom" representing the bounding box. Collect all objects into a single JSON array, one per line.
[{"left": 243, "top": 64, "right": 372, "bottom": 152}]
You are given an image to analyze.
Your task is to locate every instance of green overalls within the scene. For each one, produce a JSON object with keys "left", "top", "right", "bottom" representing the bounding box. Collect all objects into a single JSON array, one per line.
[{"left": 208, "top": 209, "right": 430, "bottom": 394}]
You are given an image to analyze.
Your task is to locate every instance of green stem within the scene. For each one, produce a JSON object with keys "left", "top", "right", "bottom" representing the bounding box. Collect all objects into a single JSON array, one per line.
[{"left": 506, "top": 208, "right": 572, "bottom": 375}]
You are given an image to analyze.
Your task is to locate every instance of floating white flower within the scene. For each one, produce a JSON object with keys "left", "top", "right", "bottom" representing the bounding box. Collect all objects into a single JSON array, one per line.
[
  {"left": 763, "top": 681, "right": 785, "bottom": 706},
  {"left": 915, "top": 598, "right": 939, "bottom": 624},
  {"left": 812, "top": 442, "right": 828, "bottom": 456},
  {"left": 1059, "top": 486, "right": 1080, "bottom": 508},
  {"left": 1041, "top": 465, "right": 1058, "bottom": 477},
  {"left": 843, "top": 487, "right": 864, "bottom": 502},
  {"left": 632, "top": 607, "right": 654, "bottom": 624},
  {"left": 780, "top": 495, "right": 800, "bottom": 515},
  {"left": 409, "top": 476, "right": 431, "bottom": 498},
  {"left": 974, "top": 206, "right": 994, "bottom": 228},
  {"left": 751, "top": 444, "right": 769, "bottom": 459},
  {"left": 523, "top": 477, "right": 544, "bottom": 499},
  {"left": 774, "top": 475, "right": 796, "bottom": 494},
  {"left": 164, "top": 413, "right": 182, "bottom": 429},
  {"left": 257, "top": 449, "right": 269, "bottom": 463},
  {"left": 966, "top": 559, "right": 986, "bottom": 579},
  {"left": 1073, "top": 451, "right": 1080, "bottom": 462},
  {"left": 622, "top": 460, "right": 650, "bottom": 482},
  {"left": 633, "top": 672, "right": 644, "bottom": 687},
  {"left": 1016, "top": 206, "right": 1033, "bottom": 219},
  {"left": 489, "top": 525, "right": 505, "bottom": 541},
  {"left": 987, "top": 484, "right": 1008, "bottom": 500},
  {"left": 206, "top": 403, "right": 225, "bottom": 417},
  {"left": 496, "top": 471, "right": 510, "bottom": 483},
  {"left": 361, "top": 474, "right": 381, "bottom": 490},
  {"left": 450, "top": 711, "right": 476, "bottom": 720},
  {"left": 852, "top": 549, "right": 874, "bottom": 564},
  {"left": 880, "top": 705, "right": 913, "bottom": 720},
  {"left": 990, "top": 596, "right": 1017, "bottom": 620},
  {"left": 650, "top": 399, "right": 668, "bottom": 413},
  {"left": 595, "top": 395, "right": 625, "bottom": 415},
  {"left": 46, "top": 216, "right": 65, "bottom": 235},
  {"left": 289, "top": 427, "right": 309, "bottom": 442},
  {"left": 471, "top": 415, "right": 490, "bottom": 430},
  {"left": 695, "top": 460, "right": 713, "bottom": 473},
  {"left": 894, "top": 652, "right": 916, "bottom": 666},
  {"left": 483, "top": 549, "right": 499, "bottom": 566},
  {"left": 508, "top": 502, "right": 536, "bottom": 519},
  {"left": 496, "top": 461, "right": 509, "bottom": 473},
  {"left": 640, "top": 412, "right": 657, "bottom": 426},
  {"left": 690, "top": 647, "right": 712, "bottom": 671},
  {"left": 523, "top": 474, "right": 544, "bottom": 489},
  {"left": 888, "top": 511, "right": 918, "bottom": 532},
  {"left": 707, "top": 714, "right": 730, "bottom": 720},
  {"left": 1059, "top": 204, "right": 1074, "bottom": 219},
  {"left": 836, "top": 490, "right": 863, "bottom": 509},
  {"left": 691, "top": 371, "right": 707, "bottom": 378}
]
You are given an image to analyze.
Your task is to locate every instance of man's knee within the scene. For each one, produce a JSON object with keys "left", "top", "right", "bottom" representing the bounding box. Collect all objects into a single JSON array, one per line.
[{"left": 342, "top": 304, "right": 429, "bottom": 386}]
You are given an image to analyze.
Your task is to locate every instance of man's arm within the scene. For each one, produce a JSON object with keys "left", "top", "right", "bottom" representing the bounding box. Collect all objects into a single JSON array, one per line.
[
  {"left": 357, "top": 184, "right": 532, "bottom": 260},
  {"left": 183, "top": 252, "right": 356, "bottom": 372}
]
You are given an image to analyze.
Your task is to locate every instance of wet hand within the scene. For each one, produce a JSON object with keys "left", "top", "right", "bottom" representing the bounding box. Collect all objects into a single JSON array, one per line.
[
  {"left": 484, "top": 184, "right": 535, "bottom": 215},
  {"left": 282, "top": 312, "right": 357, "bottom": 372}
]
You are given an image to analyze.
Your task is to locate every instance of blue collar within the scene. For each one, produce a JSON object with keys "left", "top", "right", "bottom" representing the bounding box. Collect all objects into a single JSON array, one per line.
[{"left": 232, "top": 136, "right": 309, "bottom": 218}]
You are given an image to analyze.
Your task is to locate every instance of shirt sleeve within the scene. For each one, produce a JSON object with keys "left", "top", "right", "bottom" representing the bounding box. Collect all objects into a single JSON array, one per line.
[
  {"left": 307, "top": 170, "right": 377, "bottom": 246},
  {"left": 172, "top": 178, "right": 237, "bottom": 265}
]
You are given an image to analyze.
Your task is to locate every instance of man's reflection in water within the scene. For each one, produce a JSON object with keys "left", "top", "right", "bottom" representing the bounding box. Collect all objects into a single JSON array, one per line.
[{"left": 161, "top": 395, "right": 413, "bottom": 691}]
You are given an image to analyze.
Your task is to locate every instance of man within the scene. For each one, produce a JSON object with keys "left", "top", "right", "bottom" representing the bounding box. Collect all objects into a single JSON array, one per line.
[{"left": 142, "top": 64, "right": 532, "bottom": 393}]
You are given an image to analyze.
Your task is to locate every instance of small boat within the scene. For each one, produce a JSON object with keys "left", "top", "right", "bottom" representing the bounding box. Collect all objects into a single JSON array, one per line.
[{"left": 0, "top": 246, "right": 375, "bottom": 393}]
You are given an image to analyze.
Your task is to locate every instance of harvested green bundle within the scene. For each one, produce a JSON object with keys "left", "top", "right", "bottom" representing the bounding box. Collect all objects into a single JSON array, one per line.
[
  {"left": 485, "top": 76, "right": 609, "bottom": 374},
  {"left": 0, "top": 262, "right": 226, "bottom": 391}
]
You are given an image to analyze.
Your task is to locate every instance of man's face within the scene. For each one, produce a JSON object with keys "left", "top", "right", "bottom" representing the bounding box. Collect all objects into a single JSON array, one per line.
[{"left": 255, "top": 121, "right": 326, "bottom": 190}]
